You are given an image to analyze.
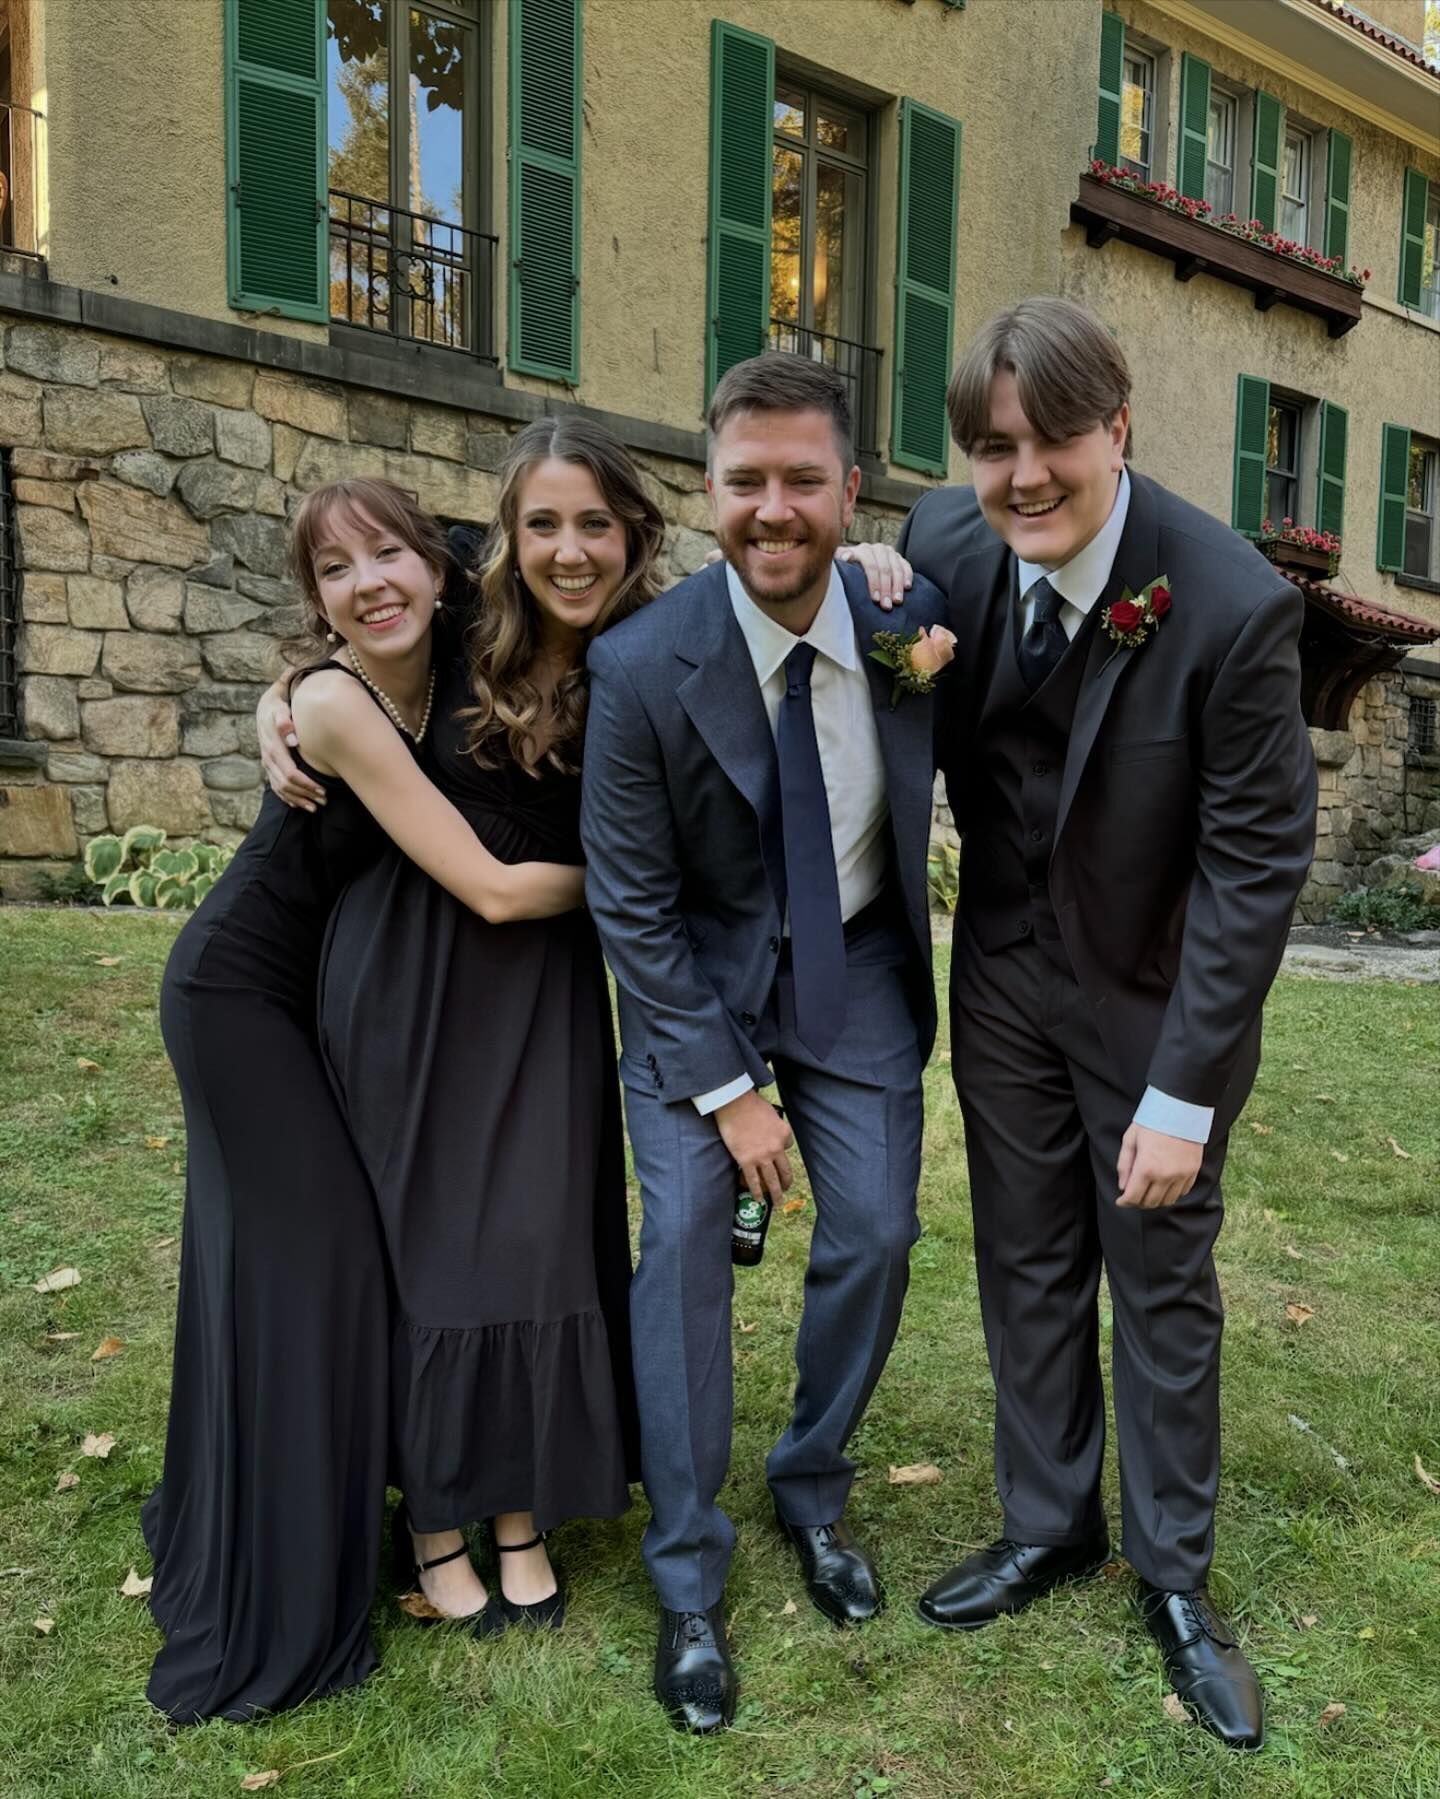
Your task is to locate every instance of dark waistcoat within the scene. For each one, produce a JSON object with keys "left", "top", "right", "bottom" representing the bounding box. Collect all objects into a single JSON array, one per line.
[{"left": 960, "top": 606, "right": 1099, "bottom": 960}]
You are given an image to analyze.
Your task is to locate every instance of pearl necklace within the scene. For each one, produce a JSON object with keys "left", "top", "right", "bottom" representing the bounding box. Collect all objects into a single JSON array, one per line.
[{"left": 344, "top": 647, "right": 436, "bottom": 743}]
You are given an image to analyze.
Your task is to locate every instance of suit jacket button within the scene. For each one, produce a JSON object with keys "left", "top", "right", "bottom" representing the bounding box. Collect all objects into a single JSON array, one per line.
[
  {"left": 1033, "top": 761, "right": 1049, "bottom": 776},
  {"left": 768, "top": 936, "right": 780, "bottom": 954},
  {"left": 1017, "top": 920, "right": 1032, "bottom": 937},
  {"left": 740, "top": 1010, "right": 757, "bottom": 1026},
  {"left": 1030, "top": 828, "right": 1045, "bottom": 843}
]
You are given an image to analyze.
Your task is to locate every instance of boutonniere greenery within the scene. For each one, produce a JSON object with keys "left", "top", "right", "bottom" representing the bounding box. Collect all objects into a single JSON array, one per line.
[
  {"left": 1100, "top": 575, "right": 1172, "bottom": 654},
  {"left": 868, "top": 625, "right": 957, "bottom": 709}
]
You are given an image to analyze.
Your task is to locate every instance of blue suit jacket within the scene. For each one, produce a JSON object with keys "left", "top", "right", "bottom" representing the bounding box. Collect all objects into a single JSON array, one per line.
[{"left": 581, "top": 558, "right": 946, "bottom": 1103}]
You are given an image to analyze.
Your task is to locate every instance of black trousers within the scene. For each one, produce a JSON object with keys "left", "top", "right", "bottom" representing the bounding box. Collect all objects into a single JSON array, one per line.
[{"left": 951, "top": 921, "right": 1228, "bottom": 1590}]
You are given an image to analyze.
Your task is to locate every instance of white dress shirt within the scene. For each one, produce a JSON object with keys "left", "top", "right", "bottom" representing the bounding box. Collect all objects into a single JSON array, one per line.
[
  {"left": 1018, "top": 469, "right": 1213, "bottom": 1149},
  {"left": 693, "top": 565, "right": 889, "bottom": 1115}
]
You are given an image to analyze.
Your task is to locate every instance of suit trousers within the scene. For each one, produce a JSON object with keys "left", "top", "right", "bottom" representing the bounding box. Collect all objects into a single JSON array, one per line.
[
  {"left": 623, "top": 911, "right": 924, "bottom": 1612},
  {"left": 951, "top": 920, "right": 1228, "bottom": 1591}
]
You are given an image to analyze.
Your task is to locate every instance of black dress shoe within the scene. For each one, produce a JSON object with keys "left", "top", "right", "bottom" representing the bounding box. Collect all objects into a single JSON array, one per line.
[
  {"left": 1136, "top": 1581, "right": 1265, "bottom": 1751},
  {"left": 917, "top": 1533, "right": 1110, "bottom": 1631},
  {"left": 776, "top": 1510, "right": 883, "bottom": 1625},
  {"left": 654, "top": 1605, "right": 736, "bottom": 1735}
]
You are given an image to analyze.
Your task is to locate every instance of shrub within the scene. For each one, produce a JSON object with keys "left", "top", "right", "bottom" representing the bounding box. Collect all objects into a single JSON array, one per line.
[
  {"left": 33, "top": 862, "right": 95, "bottom": 905},
  {"left": 927, "top": 840, "right": 960, "bottom": 915},
  {"left": 1328, "top": 882, "right": 1433, "bottom": 933},
  {"left": 82, "top": 826, "right": 233, "bottom": 910}
]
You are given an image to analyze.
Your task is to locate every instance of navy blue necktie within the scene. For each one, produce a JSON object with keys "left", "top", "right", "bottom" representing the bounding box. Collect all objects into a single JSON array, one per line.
[
  {"left": 777, "top": 642, "right": 847, "bottom": 1058},
  {"left": 1018, "top": 577, "right": 1068, "bottom": 693}
]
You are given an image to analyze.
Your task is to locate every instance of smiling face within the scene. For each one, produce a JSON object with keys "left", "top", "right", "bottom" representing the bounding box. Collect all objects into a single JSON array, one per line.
[
  {"left": 706, "top": 406, "right": 861, "bottom": 622},
  {"left": 514, "top": 457, "right": 629, "bottom": 642},
  {"left": 970, "top": 368, "right": 1129, "bottom": 569},
  {"left": 311, "top": 502, "right": 440, "bottom": 662}
]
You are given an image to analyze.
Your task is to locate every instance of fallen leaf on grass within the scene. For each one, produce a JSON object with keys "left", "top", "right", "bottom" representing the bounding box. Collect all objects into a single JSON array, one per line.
[
  {"left": 1313, "top": 1094, "right": 1336, "bottom": 1104},
  {"left": 143, "top": 1136, "right": 171, "bottom": 1150},
  {"left": 93, "top": 956, "right": 122, "bottom": 967},
  {"left": 33, "top": 1267, "right": 81, "bottom": 1295},
  {"left": 737, "top": 1321, "right": 757, "bottom": 1335},
  {"left": 1162, "top": 1692, "right": 1192, "bottom": 1725},
  {"left": 1248, "top": 1122, "right": 1273, "bottom": 1136},
  {"left": 782, "top": 1598, "right": 798, "bottom": 1615},
  {"left": 887, "top": 1463, "right": 941, "bottom": 1486},
  {"left": 1414, "top": 1454, "right": 1440, "bottom": 1498},
  {"left": 1299, "top": 1613, "right": 1319, "bottom": 1630},
  {"left": 1101, "top": 1560, "right": 1129, "bottom": 1579},
  {"left": 75, "top": 1058, "right": 102, "bottom": 1073},
  {"left": 55, "top": 1472, "right": 79, "bottom": 1492},
  {"left": 33, "top": 1617, "right": 54, "bottom": 1636},
  {"left": 44, "top": 1331, "right": 80, "bottom": 1343},
  {"left": 1357, "top": 1626, "right": 1375, "bottom": 1640},
  {"left": 1285, "top": 1304, "right": 1315, "bottom": 1328},
  {"left": 120, "top": 1568, "right": 153, "bottom": 1598},
  {"left": 80, "top": 1432, "right": 115, "bottom": 1459},
  {"left": 150, "top": 1236, "right": 177, "bottom": 1251},
  {"left": 91, "top": 1336, "right": 123, "bottom": 1362},
  {"left": 239, "top": 1775, "right": 282, "bottom": 1793},
  {"left": 1317, "top": 1702, "right": 1347, "bottom": 1728},
  {"left": 1331, "top": 1150, "right": 1348, "bottom": 1163},
  {"left": 1386, "top": 1136, "right": 1411, "bottom": 1160},
  {"left": 396, "top": 1590, "right": 445, "bottom": 1620},
  {"left": 780, "top": 1197, "right": 806, "bottom": 1215},
  {"left": 1285, "top": 1245, "right": 1303, "bottom": 1259}
]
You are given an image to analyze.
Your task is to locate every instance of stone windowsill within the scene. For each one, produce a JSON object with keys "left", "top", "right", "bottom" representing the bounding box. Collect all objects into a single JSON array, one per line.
[
  {"left": 1393, "top": 572, "right": 1440, "bottom": 598},
  {"left": 1360, "top": 291, "right": 1440, "bottom": 337}
]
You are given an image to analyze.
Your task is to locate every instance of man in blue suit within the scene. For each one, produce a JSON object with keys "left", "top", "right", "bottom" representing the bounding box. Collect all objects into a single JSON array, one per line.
[{"left": 581, "top": 354, "right": 951, "bottom": 1734}]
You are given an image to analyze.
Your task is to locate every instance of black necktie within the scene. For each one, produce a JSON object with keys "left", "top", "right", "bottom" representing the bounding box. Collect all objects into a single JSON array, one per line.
[
  {"left": 776, "top": 642, "right": 847, "bottom": 1058},
  {"left": 1017, "top": 577, "right": 1068, "bottom": 693}
]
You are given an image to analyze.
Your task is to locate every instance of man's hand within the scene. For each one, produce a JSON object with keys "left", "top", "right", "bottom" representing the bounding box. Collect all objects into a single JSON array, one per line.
[
  {"left": 836, "top": 542, "right": 913, "bottom": 610},
  {"left": 1116, "top": 1123, "right": 1203, "bottom": 1210},
  {"left": 713, "top": 1089, "right": 795, "bottom": 1205},
  {"left": 258, "top": 683, "right": 327, "bottom": 811}
]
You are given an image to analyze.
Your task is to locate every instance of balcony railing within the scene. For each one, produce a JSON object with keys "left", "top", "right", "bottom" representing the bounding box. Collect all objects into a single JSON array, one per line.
[
  {"left": 0, "top": 99, "right": 44, "bottom": 265},
  {"left": 767, "top": 319, "right": 883, "bottom": 460},
  {"left": 328, "top": 189, "right": 498, "bottom": 363}
]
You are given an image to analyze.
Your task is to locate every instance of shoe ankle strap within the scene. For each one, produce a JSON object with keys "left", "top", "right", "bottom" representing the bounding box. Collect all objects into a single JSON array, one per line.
[
  {"left": 414, "top": 1542, "right": 470, "bottom": 1574},
  {"left": 495, "top": 1531, "right": 546, "bottom": 1554}
]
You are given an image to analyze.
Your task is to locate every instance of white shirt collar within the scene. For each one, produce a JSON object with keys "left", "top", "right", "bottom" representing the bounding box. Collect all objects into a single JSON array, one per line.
[
  {"left": 724, "top": 561, "right": 858, "bottom": 686},
  {"left": 1016, "top": 468, "right": 1131, "bottom": 617}
]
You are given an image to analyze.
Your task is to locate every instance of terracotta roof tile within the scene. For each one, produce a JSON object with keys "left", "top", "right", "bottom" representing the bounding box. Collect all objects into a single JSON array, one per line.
[
  {"left": 1289, "top": 574, "right": 1440, "bottom": 640},
  {"left": 1305, "top": 0, "right": 1438, "bottom": 74}
]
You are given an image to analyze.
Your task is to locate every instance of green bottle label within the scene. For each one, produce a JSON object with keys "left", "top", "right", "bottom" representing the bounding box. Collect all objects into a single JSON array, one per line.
[{"left": 736, "top": 1195, "right": 767, "bottom": 1230}]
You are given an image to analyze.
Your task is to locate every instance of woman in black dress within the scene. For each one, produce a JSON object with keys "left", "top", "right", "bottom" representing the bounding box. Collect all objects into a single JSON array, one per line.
[
  {"left": 146, "top": 480, "right": 587, "bottom": 1723},
  {"left": 263, "top": 420, "right": 662, "bottom": 1627}
]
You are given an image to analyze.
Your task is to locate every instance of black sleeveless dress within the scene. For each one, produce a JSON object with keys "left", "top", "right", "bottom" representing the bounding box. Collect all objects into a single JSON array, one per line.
[
  {"left": 318, "top": 628, "right": 638, "bottom": 1534},
  {"left": 143, "top": 663, "right": 401, "bottom": 1724}
]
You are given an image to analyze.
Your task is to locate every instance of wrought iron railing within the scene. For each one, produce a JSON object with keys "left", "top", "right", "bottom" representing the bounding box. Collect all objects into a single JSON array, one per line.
[
  {"left": 0, "top": 99, "right": 44, "bottom": 263},
  {"left": 767, "top": 319, "right": 883, "bottom": 460},
  {"left": 329, "top": 189, "right": 498, "bottom": 362},
  {"left": 1, "top": 451, "right": 19, "bottom": 737}
]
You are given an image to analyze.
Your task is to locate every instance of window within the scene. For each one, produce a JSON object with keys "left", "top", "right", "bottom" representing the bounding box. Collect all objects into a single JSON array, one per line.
[
  {"left": 1205, "top": 89, "right": 1236, "bottom": 217},
  {"left": 1410, "top": 693, "right": 1437, "bottom": 757},
  {"left": 1119, "top": 50, "right": 1154, "bottom": 181},
  {"left": 1404, "top": 439, "right": 1437, "bottom": 579},
  {"left": 1422, "top": 186, "right": 1440, "bottom": 322},
  {"left": 1266, "top": 398, "right": 1302, "bottom": 527},
  {"left": 326, "top": 0, "right": 491, "bottom": 354},
  {"left": 1280, "top": 125, "right": 1310, "bottom": 244},
  {"left": 769, "top": 78, "right": 879, "bottom": 453},
  {"left": 0, "top": 449, "right": 16, "bottom": 737}
]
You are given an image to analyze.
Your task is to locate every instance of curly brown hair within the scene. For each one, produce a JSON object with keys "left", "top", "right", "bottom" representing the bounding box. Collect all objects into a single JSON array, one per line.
[{"left": 461, "top": 417, "right": 666, "bottom": 775}]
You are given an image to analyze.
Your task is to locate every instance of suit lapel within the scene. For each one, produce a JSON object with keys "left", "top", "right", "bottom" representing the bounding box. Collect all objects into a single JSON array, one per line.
[{"left": 1055, "top": 474, "right": 1162, "bottom": 847}]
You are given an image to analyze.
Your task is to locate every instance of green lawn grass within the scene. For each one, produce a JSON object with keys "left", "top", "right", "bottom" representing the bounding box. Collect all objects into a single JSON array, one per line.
[{"left": 1, "top": 909, "right": 1437, "bottom": 1799}]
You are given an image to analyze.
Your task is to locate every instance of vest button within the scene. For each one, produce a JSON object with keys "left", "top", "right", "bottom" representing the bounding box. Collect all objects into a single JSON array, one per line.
[
  {"left": 1033, "top": 761, "right": 1049, "bottom": 776},
  {"left": 1017, "top": 920, "right": 1032, "bottom": 936},
  {"left": 1030, "top": 828, "right": 1045, "bottom": 843},
  {"left": 740, "top": 1010, "right": 757, "bottom": 1026}
]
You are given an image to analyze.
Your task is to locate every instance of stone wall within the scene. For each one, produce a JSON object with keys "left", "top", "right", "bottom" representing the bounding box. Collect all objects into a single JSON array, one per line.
[{"left": 0, "top": 316, "right": 905, "bottom": 893}]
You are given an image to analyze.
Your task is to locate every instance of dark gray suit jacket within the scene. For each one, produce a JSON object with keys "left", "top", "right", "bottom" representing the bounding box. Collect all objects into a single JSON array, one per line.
[
  {"left": 899, "top": 471, "right": 1317, "bottom": 1128},
  {"left": 581, "top": 559, "right": 946, "bottom": 1104}
]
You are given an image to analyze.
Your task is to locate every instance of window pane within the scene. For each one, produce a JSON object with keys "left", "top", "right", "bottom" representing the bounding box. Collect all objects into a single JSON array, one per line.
[
  {"left": 1409, "top": 445, "right": 1436, "bottom": 513},
  {"left": 328, "top": 0, "right": 390, "bottom": 202},
  {"left": 1207, "top": 94, "right": 1233, "bottom": 166},
  {"left": 1267, "top": 404, "right": 1298, "bottom": 477},
  {"left": 407, "top": 9, "right": 466, "bottom": 225},
  {"left": 816, "top": 105, "right": 857, "bottom": 155},
  {"left": 1423, "top": 193, "right": 1440, "bottom": 320},
  {"left": 771, "top": 145, "right": 803, "bottom": 324},
  {"left": 774, "top": 86, "right": 806, "bottom": 138},
  {"left": 1403, "top": 512, "right": 1432, "bottom": 578},
  {"left": 1120, "top": 55, "right": 1151, "bottom": 176},
  {"left": 813, "top": 158, "right": 863, "bottom": 341},
  {"left": 1266, "top": 472, "right": 1298, "bottom": 527}
]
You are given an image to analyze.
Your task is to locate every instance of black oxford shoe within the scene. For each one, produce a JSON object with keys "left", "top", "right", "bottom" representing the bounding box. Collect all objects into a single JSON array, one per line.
[
  {"left": 917, "top": 1533, "right": 1111, "bottom": 1631},
  {"left": 1136, "top": 1581, "right": 1265, "bottom": 1751},
  {"left": 776, "top": 1511, "right": 883, "bottom": 1625},
  {"left": 654, "top": 1605, "right": 736, "bottom": 1735}
]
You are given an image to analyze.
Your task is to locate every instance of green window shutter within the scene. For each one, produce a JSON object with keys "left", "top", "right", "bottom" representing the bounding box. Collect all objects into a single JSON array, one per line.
[
  {"left": 224, "top": 0, "right": 327, "bottom": 321},
  {"left": 1250, "top": 91, "right": 1283, "bottom": 233},
  {"left": 1399, "top": 167, "right": 1429, "bottom": 308},
  {"left": 1094, "top": 12, "right": 1125, "bottom": 166},
  {"left": 1324, "top": 129, "right": 1351, "bottom": 265},
  {"left": 1232, "top": 373, "right": 1270, "bottom": 537},
  {"left": 1317, "top": 402, "right": 1347, "bottom": 541},
  {"left": 1178, "top": 54, "right": 1210, "bottom": 202},
  {"left": 892, "top": 99, "right": 961, "bottom": 478},
  {"left": 508, "top": 0, "right": 583, "bottom": 382},
  {"left": 1377, "top": 423, "right": 1411, "bottom": 571},
  {"left": 705, "top": 20, "right": 774, "bottom": 399}
]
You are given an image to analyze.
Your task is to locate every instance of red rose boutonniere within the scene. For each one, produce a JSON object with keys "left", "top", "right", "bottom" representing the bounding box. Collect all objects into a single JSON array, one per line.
[{"left": 1101, "top": 575, "right": 1171, "bottom": 656}]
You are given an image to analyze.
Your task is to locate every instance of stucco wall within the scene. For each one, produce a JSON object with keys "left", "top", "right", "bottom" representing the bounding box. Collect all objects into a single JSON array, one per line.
[{"left": 1359, "top": 0, "right": 1427, "bottom": 48}]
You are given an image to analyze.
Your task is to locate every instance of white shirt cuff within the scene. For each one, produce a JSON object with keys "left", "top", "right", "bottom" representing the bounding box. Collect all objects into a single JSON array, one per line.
[
  {"left": 693, "top": 1074, "right": 754, "bottom": 1116},
  {"left": 1133, "top": 1086, "right": 1214, "bottom": 1145}
]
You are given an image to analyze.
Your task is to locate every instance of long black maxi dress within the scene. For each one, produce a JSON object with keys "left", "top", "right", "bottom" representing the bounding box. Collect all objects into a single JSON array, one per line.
[
  {"left": 143, "top": 664, "right": 404, "bottom": 1724},
  {"left": 319, "top": 629, "right": 638, "bottom": 1536}
]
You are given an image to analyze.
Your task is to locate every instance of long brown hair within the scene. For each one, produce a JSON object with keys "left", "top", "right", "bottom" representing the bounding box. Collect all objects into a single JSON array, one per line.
[
  {"left": 284, "top": 477, "right": 452, "bottom": 666},
  {"left": 461, "top": 417, "right": 666, "bottom": 774}
]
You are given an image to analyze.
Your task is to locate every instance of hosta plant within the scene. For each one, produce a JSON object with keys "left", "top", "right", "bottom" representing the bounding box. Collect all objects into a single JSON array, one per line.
[{"left": 82, "top": 826, "right": 234, "bottom": 910}]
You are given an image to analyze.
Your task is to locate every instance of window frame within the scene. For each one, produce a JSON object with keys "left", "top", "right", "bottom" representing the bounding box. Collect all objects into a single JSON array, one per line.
[
  {"left": 1422, "top": 185, "right": 1440, "bottom": 322},
  {"left": 1279, "top": 121, "right": 1312, "bottom": 246},
  {"left": 1204, "top": 83, "right": 1238, "bottom": 218},
  {"left": 1265, "top": 394, "right": 1305, "bottom": 528},
  {"left": 769, "top": 73, "right": 875, "bottom": 354},
  {"left": 1403, "top": 436, "right": 1439, "bottom": 582},
  {"left": 1119, "top": 46, "right": 1156, "bottom": 182}
]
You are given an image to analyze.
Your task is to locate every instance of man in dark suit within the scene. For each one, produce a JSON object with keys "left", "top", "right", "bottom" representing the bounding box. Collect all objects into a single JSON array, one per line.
[
  {"left": 581, "top": 354, "right": 951, "bottom": 1734},
  {"left": 867, "top": 297, "right": 1315, "bottom": 1750}
]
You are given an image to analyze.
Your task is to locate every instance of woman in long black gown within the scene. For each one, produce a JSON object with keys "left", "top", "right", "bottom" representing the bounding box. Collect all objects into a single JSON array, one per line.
[
  {"left": 264, "top": 420, "right": 662, "bottom": 1627},
  {"left": 146, "top": 480, "right": 587, "bottom": 1723}
]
